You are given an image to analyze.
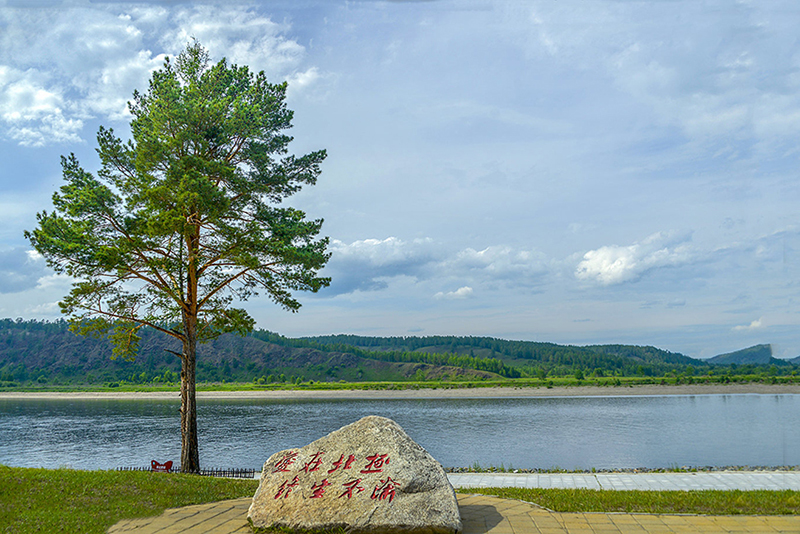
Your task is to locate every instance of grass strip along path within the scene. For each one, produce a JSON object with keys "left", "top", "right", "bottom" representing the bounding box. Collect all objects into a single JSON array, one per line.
[
  {"left": 0, "top": 466, "right": 258, "bottom": 534},
  {"left": 3, "top": 467, "right": 800, "bottom": 534},
  {"left": 459, "top": 486, "right": 800, "bottom": 516}
]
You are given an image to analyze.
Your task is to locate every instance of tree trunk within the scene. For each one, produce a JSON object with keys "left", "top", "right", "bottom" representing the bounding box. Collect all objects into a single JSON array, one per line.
[{"left": 180, "top": 311, "right": 200, "bottom": 473}]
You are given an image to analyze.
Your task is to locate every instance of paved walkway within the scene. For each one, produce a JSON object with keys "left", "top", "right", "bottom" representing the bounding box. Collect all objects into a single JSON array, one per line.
[
  {"left": 109, "top": 493, "right": 800, "bottom": 534},
  {"left": 448, "top": 471, "right": 800, "bottom": 491},
  {"left": 108, "top": 472, "right": 800, "bottom": 533}
]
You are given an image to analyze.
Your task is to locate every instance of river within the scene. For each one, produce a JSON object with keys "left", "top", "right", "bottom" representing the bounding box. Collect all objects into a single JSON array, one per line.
[{"left": 0, "top": 394, "right": 797, "bottom": 471}]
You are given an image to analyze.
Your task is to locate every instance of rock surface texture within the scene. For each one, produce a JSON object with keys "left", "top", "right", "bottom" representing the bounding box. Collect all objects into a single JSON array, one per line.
[{"left": 248, "top": 415, "right": 462, "bottom": 534}]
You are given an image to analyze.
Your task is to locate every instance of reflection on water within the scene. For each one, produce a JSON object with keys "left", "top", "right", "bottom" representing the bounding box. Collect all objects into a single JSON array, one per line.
[{"left": 0, "top": 394, "right": 798, "bottom": 471}]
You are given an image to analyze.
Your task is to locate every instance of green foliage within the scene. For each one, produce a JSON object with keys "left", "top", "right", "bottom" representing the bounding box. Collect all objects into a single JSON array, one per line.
[
  {"left": 708, "top": 344, "right": 789, "bottom": 366},
  {"left": 3, "top": 319, "right": 800, "bottom": 387},
  {"left": 0, "top": 320, "right": 498, "bottom": 385},
  {"left": 251, "top": 331, "right": 520, "bottom": 378},
  {"left": 299, "top": 334, "right": 719, "bottom": 377},
  {"left": 24, "top": 41, "right": 329, "bottom": 357},
  {"left": 23, "top": 42, "right": 331, "bottom": 471},
  {"left": 584, "top": 344, "right": 698, "bottom": 365}
]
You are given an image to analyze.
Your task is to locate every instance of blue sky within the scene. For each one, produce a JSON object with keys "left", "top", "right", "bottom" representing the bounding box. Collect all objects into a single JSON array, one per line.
[{"left": 1, "top": 0, "right": 800, "bottom": 359}]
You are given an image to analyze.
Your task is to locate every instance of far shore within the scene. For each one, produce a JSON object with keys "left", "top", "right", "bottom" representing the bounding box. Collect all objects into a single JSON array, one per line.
[{"left": 1, "top": 382, "right": 798, "bottom": 401}]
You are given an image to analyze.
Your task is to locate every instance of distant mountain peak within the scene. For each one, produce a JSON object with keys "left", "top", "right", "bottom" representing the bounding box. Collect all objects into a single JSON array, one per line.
[{"left": 707, "top": 344, "right": 773, "bottom": 365}]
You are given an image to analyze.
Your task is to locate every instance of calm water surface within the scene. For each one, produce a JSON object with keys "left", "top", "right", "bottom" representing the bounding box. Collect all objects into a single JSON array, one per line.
[{"left": 0, "top": 394, "right": 797, "bottom": 471}]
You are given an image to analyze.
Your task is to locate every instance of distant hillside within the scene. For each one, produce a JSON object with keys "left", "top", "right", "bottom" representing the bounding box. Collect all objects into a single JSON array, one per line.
[
  {"left": 582, "top": 344, "right": 701, "bottom": 366},
  {"left": 0, "top": 319, "right": 503, "bottom": 386},
  {"left": 706, "top": 344, "right": 790, "bottom": 366},
  {"left": 1, "top": 319, "right": 796, "bottom": 387},
  {"left": 301, "top": 334, "right": 708, "bottom": 376},
  {"left": 252, "top": 332, "right": 521, "bottom": 378}
]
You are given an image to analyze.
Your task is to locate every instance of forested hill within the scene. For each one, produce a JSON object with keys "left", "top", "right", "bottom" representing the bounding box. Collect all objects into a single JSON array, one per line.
[
  {"left": 582, "top": 344, "right": 700, "bottom": 365},
  {"left": 1, "top": 319, "right": 797, "bottom": 387},
  {"left": 706, "top": 344, "right": 792, "bottom": 366},
  {"left": 0, "top": 319, "right": 509, "bottom": 386},
  {"left": 299, "top": 334, "right": 706, "bottom": 376}
]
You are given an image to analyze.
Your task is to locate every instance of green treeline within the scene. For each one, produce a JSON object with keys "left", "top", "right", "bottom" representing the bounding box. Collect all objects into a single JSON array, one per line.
[
  {"left": 303, "top": 334, "right": 695, "bottom": 363},
  {"left": 296, "top": 334, "right": 701, "bottom": 377},
  {"left": 1, "top": 319, "right": 799, "bottom": 387},
  {"left": 0, "top": 318, "right": 179, "bottom": 386},
  {"left": 0, "top": 319, "right": 508, "bottom": 386},
  {"left": 249, "top": 331, "right": 521, "bottom": 378},
  {"left": 297, "top": 333, "right": 799, "bottom": 379}
]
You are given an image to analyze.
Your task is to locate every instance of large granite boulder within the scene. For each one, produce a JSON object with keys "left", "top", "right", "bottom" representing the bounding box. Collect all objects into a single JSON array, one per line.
[{"left": 248, "top": 415, "right": 462, "bottom": 534}]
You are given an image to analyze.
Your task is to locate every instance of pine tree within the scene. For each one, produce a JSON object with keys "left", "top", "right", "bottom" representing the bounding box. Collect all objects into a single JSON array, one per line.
[{"left": 26, "top": 42, "right": 330, "bottom": 472}]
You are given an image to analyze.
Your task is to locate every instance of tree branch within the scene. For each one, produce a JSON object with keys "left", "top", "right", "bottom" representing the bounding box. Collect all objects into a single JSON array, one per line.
[
  {"left": 197, "top": 268, "right": 253, "bottom": 308},
  {"left": 75, "top": 304, "right": 187, "bottom": 343}
]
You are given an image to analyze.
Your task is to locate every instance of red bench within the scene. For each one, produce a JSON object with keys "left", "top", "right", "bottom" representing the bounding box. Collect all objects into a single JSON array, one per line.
[{"left": 151, "top": 460, "right": 173, "bottom": 473}]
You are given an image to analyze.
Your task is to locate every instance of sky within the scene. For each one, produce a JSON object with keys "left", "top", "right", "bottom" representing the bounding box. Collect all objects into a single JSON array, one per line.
[{"left": 1, "top": 0, "right": 800, "bottom": 360}]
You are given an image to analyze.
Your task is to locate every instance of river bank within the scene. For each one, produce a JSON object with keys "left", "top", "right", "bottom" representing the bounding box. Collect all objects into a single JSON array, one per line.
[{"left": 1, "top": 382, "right": 798, "bottom": 400}]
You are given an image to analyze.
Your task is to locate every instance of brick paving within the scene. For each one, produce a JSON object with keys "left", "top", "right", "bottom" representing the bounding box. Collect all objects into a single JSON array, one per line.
[
  {"left": 108, "top": 493, "right": 800, "bottom": 534},
  {"left": 447, "top": 471, "right": 800, "bottom": 491}
]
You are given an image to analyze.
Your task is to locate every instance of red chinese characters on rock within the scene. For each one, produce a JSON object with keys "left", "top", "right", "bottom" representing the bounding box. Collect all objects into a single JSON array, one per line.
[
  {"left": 272, "top": 451, "right": 298, "bottom": 473},
  {"left": 302, "top": 451, "right": 325, "bottom": 473},
  {"left": 360, "top": 453, "right": 390, "bottom": 473},
  {"left": 269, "top": 451, "right": 397, "bottom": 503},
  {"left": 328, "top": 453, "right": 356, "bottom": 473},
  {"left": 371, "top": 476, "right": 397, "bottom": 503},
  {"left": 310, "top": 479, "right": 331, "bottom": 498},
  {"left": 339, "top": 478, "right": 365, "bottom": 499},
  {"left": 274, "top": 476, "right": 300, "bottom": 499}
]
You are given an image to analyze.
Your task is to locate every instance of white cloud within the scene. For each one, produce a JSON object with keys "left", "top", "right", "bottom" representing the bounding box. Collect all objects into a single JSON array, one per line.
[
  {"left": 160, "top": 6, "right": 305, "bottom": 79},
  {"left": 324, "top": 237, "right": 440, "bottom": 294},
  {"left": 434, "top": 286, "right": 474, "bottom": 300},
  {"left": 324, "top": 238, "right": 551, "bottom": 295},
  {"left": 329, "top": 237, "right": 436, "bottom": 267},
  {"left": 287, "top": 67, "right": 324, "bottom": 98},
  {"left": 81, "top": 50, "right": 167, "bottom": 121},
  {"left": 34, "top": 271, "right": 73, "bottom": 291},
  {"left": 0, "top": 5, "right": 314, "bottom": 146},
  {"left": 0, "top": 66, "right": 82, "bottom": 146},
  {"left": 26, "top": 250, "right": 42, "bottom": 262},
  {"left": 575, "top": 232, "right": 694, "bottom": 286},
  {"left": 505, "top": 2, "right": 800, "bottom": 158},
  {"left": 446, "top": 246, "right": 549, "bottom": 287},
  {"left": 0, "top": 247, "right": 50, "bottom": 293},
  {"left": 26, "top": 301, "right": 60, "bottom": 315},
  {"left": 6, "top": 115, "right": 84, "bottom": 147},
  {"left": 733, "top": 317, "right": 765, "bottom": 332}
]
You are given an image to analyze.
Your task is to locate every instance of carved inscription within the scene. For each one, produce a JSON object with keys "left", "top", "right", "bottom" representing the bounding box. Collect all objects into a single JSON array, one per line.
[
  {"left": 272, "top": 451, "right": 394, "bottom": 503},
  {"left": 272, "top": 451, "right": 298, "bottom": 473},
  {"left": 371, "top": 476, "right": 398, "bottom": 503},
  {"left": 248, "top": 416, "right": 463, "bottom": 534},
  {"left": 361, "top": 453, "right": 390, "bottom": 473},
  {"left": 328, "top": 453, "right": 356, "bottom": 473},
  {"left": 274, "top": 476, "right": 300, "bottom": 499}
]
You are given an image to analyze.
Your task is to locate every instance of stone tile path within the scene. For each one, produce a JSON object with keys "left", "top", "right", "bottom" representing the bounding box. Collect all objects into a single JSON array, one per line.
[
  {"left": 457, "top": 494, "right": 800, "bottom": 534},
  {"left": 109, "top": 498, "right": 251, "bottom": 534},
  {"left": 448, "top": 471, "right": 800, "bottom": 491},
  {"left": 108, "top": 493, "right": 800, "bottom": 534}
]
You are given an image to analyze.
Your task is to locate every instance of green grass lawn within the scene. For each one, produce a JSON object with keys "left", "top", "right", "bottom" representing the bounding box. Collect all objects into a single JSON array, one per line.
[
  {"left": 3, "top": 466, "right": 800, "bottom": 534},
  {"left": 459, "top": 486, "right": 800, "bottom": 515},
  {"left": 0, "top": 465, "right": 258, "bottom": 534},
  {"left": 4, "top": 374, "right": 798, "bottom": 393}
]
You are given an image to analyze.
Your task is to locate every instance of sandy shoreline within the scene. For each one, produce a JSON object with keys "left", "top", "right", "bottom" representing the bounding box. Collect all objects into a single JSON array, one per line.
[{"left": 1, "top": 383, "right": 798, "bottom": 401}]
